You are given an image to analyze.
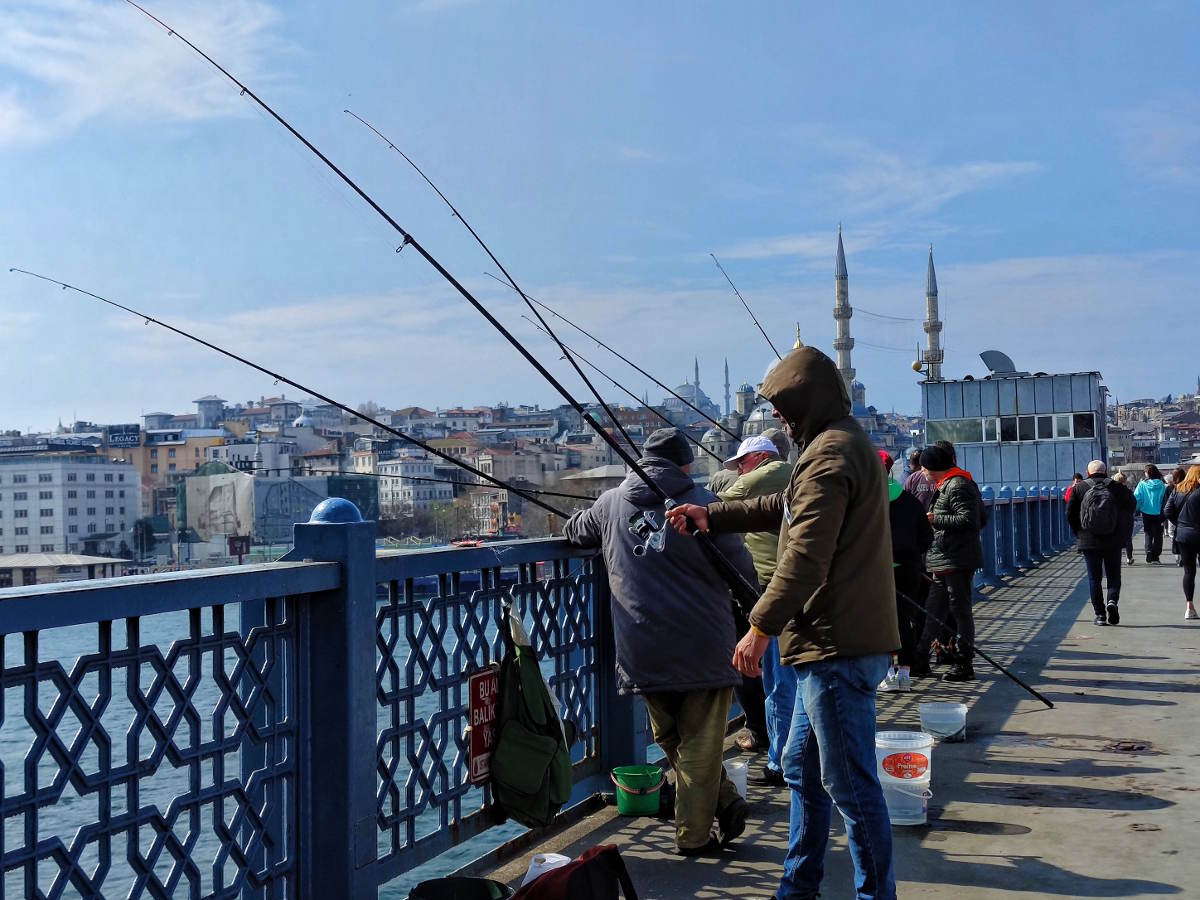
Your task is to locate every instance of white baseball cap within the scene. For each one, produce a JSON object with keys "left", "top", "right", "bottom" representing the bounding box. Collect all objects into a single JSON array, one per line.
[{"left": 723, "top": 434, "right": 780, "bottom": 470}]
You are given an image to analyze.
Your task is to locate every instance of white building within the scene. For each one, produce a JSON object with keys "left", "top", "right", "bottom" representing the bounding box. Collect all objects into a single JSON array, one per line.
[
  {"left": 0, "top": 452, "right": 141, "bottom": 557},
  {"left": 378, "top": 453, "right": 454, "bottom": 515}
]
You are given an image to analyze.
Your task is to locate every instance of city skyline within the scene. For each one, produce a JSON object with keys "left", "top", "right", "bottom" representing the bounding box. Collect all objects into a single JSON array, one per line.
[{"left": 2, "top": 2, "right": 1197, "bottom": 431}]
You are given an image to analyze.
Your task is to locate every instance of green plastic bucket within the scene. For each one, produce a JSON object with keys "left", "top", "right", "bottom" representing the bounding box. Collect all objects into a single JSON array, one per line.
[{"left": 611, "top": 764, "right": 666, "bottom": 816}]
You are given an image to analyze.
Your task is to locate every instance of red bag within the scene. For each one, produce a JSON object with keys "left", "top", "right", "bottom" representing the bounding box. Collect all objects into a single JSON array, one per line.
[{"left": 510, "top": 845, "right": 638, "bottom": 900}]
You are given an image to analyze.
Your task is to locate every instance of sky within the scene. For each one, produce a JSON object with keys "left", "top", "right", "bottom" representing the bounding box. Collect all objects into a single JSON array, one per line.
[{"left": 2, "top": 0, "right": 1198, "bottom": 432}]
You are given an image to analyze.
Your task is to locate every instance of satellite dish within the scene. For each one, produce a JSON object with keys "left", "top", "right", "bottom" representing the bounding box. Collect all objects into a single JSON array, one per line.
[{"left": 980, "top": 350, "right": 1017, "bottom": 374}]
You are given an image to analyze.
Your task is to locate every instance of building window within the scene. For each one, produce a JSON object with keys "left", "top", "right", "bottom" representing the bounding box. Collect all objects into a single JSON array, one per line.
[
  {"left": 14, "top": 510, "right": 27, "bottom": 519},
  {"left": 16, "top": 548, "right": 29, "bottom": 556},
  {"left": 1036, "top": 415, "right": 1054, "bottom": 440},
  {"left": 169, "top": 464, "right": 176, "bottom": 472},
  {"left": 13, "top": 491, "right": 26, "bottom": 501},
  {"left": 87, "top": 507, "right": 96, "bottom": 516},
  {"left": 13, "top": 475, "right": 26, "bottom": 484},
  {"left": 67, "top": 490, "right": 77, "bottom": 499},
  {"left": 68, "top": 508, "right": 77, "bottom": 516},
  {"left": 15, "top": 526, "right": 27, "bottom": 535},
  {"left": 68, "top": 525, "right": 77, "bottom": 534},
  {"left": 105, "top": 490, "right": 114, "bottom": 499},
  {"left": 38, "top": 491, "right": 52, "bottom": 500},
  {"left": 1073, "top": 413, "right": 1096, "bottom": 439},
  {"left": 150, "top": 449, "right": 158, "bottom": 459},
  {"left": 105, "top": 507, "right": 114, "bottom": 516},
  {"left": 85, "top": 474, "right": 95, "bottom": 482},
  {"left": 86, "top": 490, "right": 95, "bottom": 499},
  {"left": 40, "top": 509, "right": 52, "bottom": 518},
  {"left": 151, "top": 465, "right": 158, "bottom": 474},
  {"left": 40, "top": 526, "right": 53, "bottom": 535},
  {"left": 168, "top": 449, "right": 176, "bottom": 458},
  {"left": 66, "top": 473, "right": 76, "bottom": 482},
  {"left": 119, "top": 490, "right": 125, "bottom": 498},
  {"left": 118, "top": 473, "right": 125, "bottom": 482},
  {"left": 87, "top": 524, "right": 96, "bottom": 533},
  {"left": 38, "top": 473, "right": 52, "bottom": 483},
  {"left": 104, "top": 473, "right": 114, "bottom": 482},
  {"left": 1017, "top": 416, "right": 1036, "bottom": 442},
  {"left": 40, "top": 544, "right": 54, "bottom": 553}
]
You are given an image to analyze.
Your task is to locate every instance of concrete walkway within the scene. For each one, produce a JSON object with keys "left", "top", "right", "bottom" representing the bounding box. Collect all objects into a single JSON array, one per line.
[{"left": 484, "top": 552, "right": 1200, "bottom": 898}]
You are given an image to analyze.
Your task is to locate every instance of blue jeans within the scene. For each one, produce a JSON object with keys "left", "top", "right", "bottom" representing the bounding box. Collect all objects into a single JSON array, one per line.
[
  {"left": 762, "top": 637, "right": 798, "bottom": 773},
  {"left": 777, "top": 654, "right": 895, "bottom": 900}
]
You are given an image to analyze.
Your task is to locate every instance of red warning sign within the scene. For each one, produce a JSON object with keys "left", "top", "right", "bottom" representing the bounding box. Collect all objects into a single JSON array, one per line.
[
  {"left": 881, "top": 752, "right": 929, "bottom": 780},
  {"left": 467, "top": 665, "right": 500, "bottom": 785}
]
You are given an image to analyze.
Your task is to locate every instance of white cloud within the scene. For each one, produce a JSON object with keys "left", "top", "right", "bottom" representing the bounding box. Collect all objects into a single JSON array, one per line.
[
  {"left": 1109, "top": 97, "right": 1200, "bottom": 189},
  {"left": 0, "top": 0, "right": 284, "bottom": 146}
]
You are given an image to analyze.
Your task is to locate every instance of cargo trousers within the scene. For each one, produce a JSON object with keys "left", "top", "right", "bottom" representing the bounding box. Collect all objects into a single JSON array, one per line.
[{"left": 642, "top": 686, "right": 740, "bottom": 850}]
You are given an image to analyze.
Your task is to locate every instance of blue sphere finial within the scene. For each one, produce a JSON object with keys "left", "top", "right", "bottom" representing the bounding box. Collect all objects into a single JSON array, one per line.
[{"left": 309, "top": 497, "right": 362, "bottom": 524}]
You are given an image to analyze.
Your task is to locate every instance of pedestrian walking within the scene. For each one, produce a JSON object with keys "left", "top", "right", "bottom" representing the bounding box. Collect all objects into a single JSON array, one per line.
[
  {"left": 878, "top": 450, "right": 934, "bottom": 693},
  {"left": 903, "top": 449, "right": 937, "bottom": 512},
  {"left": 1134, "top": 464, "right": 1168, "bottom": 563},
  {"left": 1111, "top": 471, "right": 1136, "bottom": 564},
  {"left": 1065, "top": 472, "right": 1084, "bottom": 504},
  {"left": 666, "top": 347, "right": 899, "bottom": 900},
  {"left": 717, "top": 434, "right": 796, "bottom": 787},
  {"left": 562, "top": 427, "right": 756, "bottom": 855},
  {"left": 910, "top": 445, "right": 985, "bottom": 682},
  {"left": 1165, "top": 467, "right": 1187, "bottom": 566},
  {"left": 1067, "top": 460, "right": 1137, "bottom": 625},
  {"left": 1164, "top": 464, "right": 1200, "bottom": 620}
]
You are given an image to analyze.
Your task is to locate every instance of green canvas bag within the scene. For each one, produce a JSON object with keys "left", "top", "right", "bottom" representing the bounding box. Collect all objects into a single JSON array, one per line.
[{"left": 489, "top": 605, "right": 577, "bottom": 828}]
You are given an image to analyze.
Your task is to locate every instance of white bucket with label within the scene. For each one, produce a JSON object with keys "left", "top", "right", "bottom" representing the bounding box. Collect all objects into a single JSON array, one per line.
[
  {"left": 726, "top": 758, "right": 748, "bottom": 799},
  {"left": 876, "top": 731, "right": 934, "bottom": 825}
]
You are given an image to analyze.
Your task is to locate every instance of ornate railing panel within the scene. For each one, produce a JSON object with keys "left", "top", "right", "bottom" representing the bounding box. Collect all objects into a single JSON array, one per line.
[
  {"left": 372, "top": 541, "right": 601, "bottom": 880},
  {"left": 0, "top": 563, "right": 338, "bottom": 900}
]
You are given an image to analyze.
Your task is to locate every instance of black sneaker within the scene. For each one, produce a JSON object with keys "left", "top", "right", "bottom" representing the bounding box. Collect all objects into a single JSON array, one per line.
[
  {"left": 675, "top": 833, "right": 721, "bottom": 857},
  {"left": 717, "top": 796, "right": 750, "bottom": 846},
  {"left": 909, "top": 657, "right": 932, "bottom": 678},
  {"left": 747, "top": 766, "right": 786, "bottom": 788},
  {"left": 942, "top": 663, "right": 975, "bottom": 682},
  {"left": 1106, "top": 603, "right": 1120, "bottom": 625},
  {"left": 1094, "top": 614, "right": 1109, "bottom": 625}
]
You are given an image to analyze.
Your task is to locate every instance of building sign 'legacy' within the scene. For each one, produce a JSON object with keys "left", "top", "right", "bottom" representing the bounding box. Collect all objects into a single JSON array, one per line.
[{"left": 106, "top": 424, "right": 142, "bottom": 448}]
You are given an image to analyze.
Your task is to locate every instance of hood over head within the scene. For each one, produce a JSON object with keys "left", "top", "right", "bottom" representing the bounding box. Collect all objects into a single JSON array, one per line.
[
  {"left": 619, "top": 456, "right": 695, "bottom": 508},
  {"left": 758, "top": 347, "right": 851, "bottom": 450}
]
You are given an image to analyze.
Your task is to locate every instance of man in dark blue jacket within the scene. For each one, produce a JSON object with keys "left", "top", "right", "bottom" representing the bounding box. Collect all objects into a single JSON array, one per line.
[{"left": 563, "top": 428, "right": 756, "bottom": 855}]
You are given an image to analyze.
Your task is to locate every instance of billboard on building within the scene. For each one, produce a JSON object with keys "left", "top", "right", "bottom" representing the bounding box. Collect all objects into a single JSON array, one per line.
[
  {"left": 107, "top": 424, "right": 142, "bottom": 448},
  {"left": 185, "top": 472, "right": 255, "bottom": 541}
]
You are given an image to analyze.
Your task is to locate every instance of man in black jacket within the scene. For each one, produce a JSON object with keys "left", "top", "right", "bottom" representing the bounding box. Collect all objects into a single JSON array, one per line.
[{"left": 1067, "top": 460, "right": 1137, "bottom": 625}]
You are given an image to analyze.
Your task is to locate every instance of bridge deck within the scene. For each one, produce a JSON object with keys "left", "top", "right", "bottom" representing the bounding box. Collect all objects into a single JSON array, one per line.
[{"left": 482, "top": 553, "right": 1198, "bottom": 898}]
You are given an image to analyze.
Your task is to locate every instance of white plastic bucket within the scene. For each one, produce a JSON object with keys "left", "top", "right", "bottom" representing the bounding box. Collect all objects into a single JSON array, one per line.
[
  {"left": 876, "top": 731, "right": 934, "bottom": 825},
  {"left": 726, "top": 758, "right": 748, "bottom": 799},
  {"left": 920, "top": 702, "right": 968, "bottom": 742}
]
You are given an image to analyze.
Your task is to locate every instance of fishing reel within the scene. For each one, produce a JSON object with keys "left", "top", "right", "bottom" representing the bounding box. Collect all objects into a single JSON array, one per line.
[{"left": 628, "top": 510, "right": 668, "bottom": 557}]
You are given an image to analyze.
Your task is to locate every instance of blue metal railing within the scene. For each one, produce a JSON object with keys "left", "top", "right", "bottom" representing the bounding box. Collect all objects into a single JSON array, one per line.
[
  {"left": 974, "top": 484, "right": 1072, "bottom": 591},
  {"left": 0, "top": 487, "right": 1069, "bottom": 899}
]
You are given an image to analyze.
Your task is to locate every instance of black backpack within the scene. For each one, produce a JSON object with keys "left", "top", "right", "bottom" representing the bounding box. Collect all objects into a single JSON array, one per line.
[{"left": 1080, "top": 478, "right": 1119, "bottom": 535}]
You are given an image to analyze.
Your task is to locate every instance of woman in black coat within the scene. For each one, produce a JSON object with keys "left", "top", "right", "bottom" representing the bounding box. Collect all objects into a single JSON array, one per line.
[{"left": 1164, "top": 465, "right": 1200, "bottom": 621}]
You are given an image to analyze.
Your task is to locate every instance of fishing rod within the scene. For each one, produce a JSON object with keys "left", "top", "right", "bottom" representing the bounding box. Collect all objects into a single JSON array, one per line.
[
  {"left": 344, "top": 108, "right": 639, "bottom": 457},
  {"left": 483, "top": 272, "right": 742, "bottom": 442},
  {"left": 252, "top": 465, "right": 596, "bottom": 502},
  {"left": 710, "top": 253, "right": 781, "bottom": 361},
  {"left": 9, "top": 268, "right": 567, "bottom": 518},
  {"left": 909, "top": 578, "right": 1053, "bottom": 708},
  {"left": 120, "top": 1, "right": 760, "bottom": 610},
  {"left": 521, "top": 315, "right": 726, "bottom": 465}
]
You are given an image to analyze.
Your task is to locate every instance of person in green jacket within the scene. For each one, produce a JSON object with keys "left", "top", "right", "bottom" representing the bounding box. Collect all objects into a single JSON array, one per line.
[{"left": 719, "top": 433, "right": 795, "bottom": 787}]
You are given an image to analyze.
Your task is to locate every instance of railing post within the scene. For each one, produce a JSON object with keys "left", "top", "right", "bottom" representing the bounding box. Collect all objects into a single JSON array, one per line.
[
  {"left": 1014, "top": 487, "right": 1031, "bottom": 568},
  {"left": 593, "top": 557, "right": 649, "bottom": 771},
  {"left": 1050, "top": 488, "right": 1063, "bottom": 549},
  {"left": 1041, "top": 486, "right": 1054, "bottom": 553},
  {"left": 997, "top": 486, "right": 1018, "bottom": 576},
  {"left": 1027, "top": 486, "right": 1044, "bottom": 562},
  {"left": 977, "top": 486, "right": 1002, "bottom": 588},
  {"left": 285, "top": 498, "right": 378, "bottom": 900}
]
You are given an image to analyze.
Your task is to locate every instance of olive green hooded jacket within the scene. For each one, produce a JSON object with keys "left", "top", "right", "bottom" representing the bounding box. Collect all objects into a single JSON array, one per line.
[{"left": 706, "top": 348, "right": 900, "bottom": 666}]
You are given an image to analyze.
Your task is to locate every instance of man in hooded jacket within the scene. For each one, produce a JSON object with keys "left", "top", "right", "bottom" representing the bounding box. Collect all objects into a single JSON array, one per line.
[
  {"left": 667, "top": 348, "right": 899, "bottom": 900},
  {"left": 563, "top": 427, "right": 757, "bottom": 855}
]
